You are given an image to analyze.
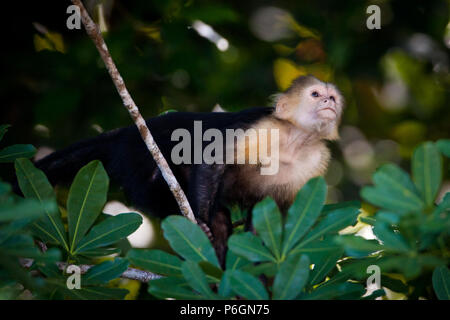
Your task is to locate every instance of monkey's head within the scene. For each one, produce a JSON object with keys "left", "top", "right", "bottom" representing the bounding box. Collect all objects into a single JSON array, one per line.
[{"left": 274, "top": 75, "right": 344, "bottom": 140}]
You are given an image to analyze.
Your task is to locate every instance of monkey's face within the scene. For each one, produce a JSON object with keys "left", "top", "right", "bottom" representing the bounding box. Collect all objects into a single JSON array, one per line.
[
  {"left": 303, "top": 83, "right": 343, "bottom": 122},
  {"left": 275, "top": 78, "right": 344, "bottom": 140}
]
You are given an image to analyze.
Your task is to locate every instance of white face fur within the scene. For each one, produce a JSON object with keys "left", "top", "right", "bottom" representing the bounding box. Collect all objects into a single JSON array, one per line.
[{"left": 275, "top": 77, "right": 344, "bottom": 140}]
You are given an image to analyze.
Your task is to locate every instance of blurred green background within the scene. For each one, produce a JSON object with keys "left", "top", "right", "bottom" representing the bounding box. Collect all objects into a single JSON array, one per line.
[{"left": 1, "top": 0, "right": 449, "bottom": 204}]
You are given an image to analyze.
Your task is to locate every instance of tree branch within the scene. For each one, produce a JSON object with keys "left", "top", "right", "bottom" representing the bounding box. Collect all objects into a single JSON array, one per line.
[
  {"left": 70, "top": 0, "right": 196, "bottom": 223},
  {"left": 20, "top": 258, "right": 162, "bottom": 283}
]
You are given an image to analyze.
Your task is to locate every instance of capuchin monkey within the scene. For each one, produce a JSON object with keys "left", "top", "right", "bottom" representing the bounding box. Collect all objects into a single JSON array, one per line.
[{"left": 25, "top": 75, "right": 344, "bottom": 264}]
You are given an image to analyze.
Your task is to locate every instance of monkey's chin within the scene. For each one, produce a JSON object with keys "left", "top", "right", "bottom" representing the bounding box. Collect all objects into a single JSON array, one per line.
[{"left": 317, "top": 109, "right": 336, "bottom": 120}]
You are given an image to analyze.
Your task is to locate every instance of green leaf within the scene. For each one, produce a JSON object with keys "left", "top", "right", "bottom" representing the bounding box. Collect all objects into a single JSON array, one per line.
[
  {"left": 218, "top": 270, "right": 233, "bottom": 298},
  {"left": 282, "top": 177, "right": 326, "bottom": 257},
  {"left": 0, "top": 124, "right": 10, "bottom": 142},
  {"left": 273, "top": 254, "right": 310, "bottom": 300},
  {"left": 361, "top": 289, "right": 386, "bottom": 300},
  {"left": 83, "top": 258, "right": 129, "bottom": 285},
  {"left": 64, "top": 286, "right": 128, "bottom": 300},
  {"left": 182, "top": 261, "right": 216, "bottom": 299},
  {"left": 67, "top": 160, "right": 109, "bottom": 252},
  {"left": 15, "top": 158, "right": 68, "bottom": 250},
  {"left": 0, "top": 218, "right": 33, "bottom": 244},
  {"left": 361, "top": 164, "right": 424, "bottom": 214},
  {"left": 373, "top": 222, "right": 411, "bottom": 252},
  {"left": 252, "top": 197, "right": 282, "bottom": 260},
  {"left": 291, "top": 206, "right": 360, "bottom": 252},
  {"left": 74, "top": 213, "right": 142, "bottom": 254},
  {"left": 377, "top": 256, "right": 421, "bottom": 279},
  {"left": 78, "top": 247, "right": 121, "bottom": 258},
  {"left": 0, "top": 199, "right": 55, "bottom": 222},
  {"left": 198, "top": 261, "right": 223, "bottom": 283},
  {"left": 436, "top": 139, "right": 450, "bottom": 158},
  {"left": 300, "top": 282, "right": 364, "bottom": 300},
  {"left": 432, "top": 266, "right": 450, "bottom": 300},
  {"left": 433, "top": 192, "right": 449, "bottom": 218},
  {"left": 161, "top": 216, "right": 219, "bottom": 268},
  {"left": 241, "top": 262, "right": 278, "bottom": 277},
  {"left": 148, "top": 277, "right": 202, "bottom": 300},
  {"left": 228, "top": 232, "right": 276, "bottom": 262},
  {"left": 229, "top": 270, "right": 269, "bottom": 300},
  {"left": 225, "top": 250, "right": 251, "bottom": 271},
  {"left": 381, "top": 275, "right": 409, "bottom": 294},
  {"left": 0, "top": 144, "right": 36, "bottom": 162},
  {"left": 0, "top": 234, "right": 40, "bottom": 257},
  {"left": 289, "top": 238, "right": 342, "bottom": 260},
  {"left": 412, "top": 142, "right": 442, "bottom": 206},
  {"left": 336, "top": 235, "right": 383, "bottom": 257},
  {"left": 127, "top": 249, "right": 183, "bottom": 277},
  {"left": 309, "top": 248, "right": 343, "bottom": 286}
]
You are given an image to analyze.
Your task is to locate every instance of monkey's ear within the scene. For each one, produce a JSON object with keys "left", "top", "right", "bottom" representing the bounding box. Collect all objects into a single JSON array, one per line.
[{"left": 274, "top": 94, "right": 289, "bottom": 114}]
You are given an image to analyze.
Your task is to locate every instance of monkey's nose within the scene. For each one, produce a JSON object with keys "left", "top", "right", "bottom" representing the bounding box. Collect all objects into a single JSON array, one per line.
[{"left": 323, "top": 99, "right": 328, "bottom": 103}]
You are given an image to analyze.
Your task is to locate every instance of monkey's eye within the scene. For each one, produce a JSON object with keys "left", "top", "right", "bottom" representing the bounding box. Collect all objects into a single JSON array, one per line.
[
  {"left": 330, "top": 96, "right": 335, "bottom": 102},
  {"left": 311, "top": 91, "right": 319, "bottom": 97}
]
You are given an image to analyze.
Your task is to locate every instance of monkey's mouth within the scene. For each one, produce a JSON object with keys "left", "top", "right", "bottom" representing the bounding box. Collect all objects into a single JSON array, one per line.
[{"left": 317, "top": 107, "right": 337, "bottom": 119}]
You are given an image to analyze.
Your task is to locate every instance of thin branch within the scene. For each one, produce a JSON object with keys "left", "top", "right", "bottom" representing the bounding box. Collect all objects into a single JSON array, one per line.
[
  {"left": 70, "top": 0, "right": 196, "bottom": 223},
  {"left": 20, "top": 258, "right": 162, "bottom": 283}
]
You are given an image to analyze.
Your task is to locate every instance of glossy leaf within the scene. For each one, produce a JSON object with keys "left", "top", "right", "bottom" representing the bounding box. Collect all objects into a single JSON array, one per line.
[
  {"left": 0, "top": 199, "right": 55, "bottom": 222},
  {"left": 282, "top": 177, "right": 326, "bottom": 257},
  {"left": 15, "top": 158, "right": 68, "bottom": 250},
  {"left": 83, "top": 258, "right": 129, "bottom": 285},
  {"left": 412, "top": 142, "right": 442, "bottom": 206},
  {"left": 218, "top": 270, "right": 233, "bottom": 298},
  {"left": 149, "top": 277, "right": 202, "bottom": 300},
  {"left": 291, "top": 206, "right": 360, "bottom": 252},
  {"left": 300, "top": 282, "right": 364, "bottom": 300},
  {"left": 182, "top": 261, "right": 216, "bottom": 299},
  {"left": 67, "top": 160, "right": 109, "bottom": 252},
  {"left": 229, "top": 270, "right": 269, "bottom": 300},
  {"left": 373, "top": 222, "right": 411, "bottom": 253},
  {"left": 225, "top": 250, "right": 251, "bottom": 271},
  {"left": 436, "top": 139, "right": 450, "bottom": 158},
  {"left": 361, "top": 164, "right": 424, "bottom": 214},
  {"left": 198, "top": 261, "right": 223, "bottom": 283},
  {"left": 64, "top": 286, "right": 128, "bottom": 300},
  {"left": 78, "top": 247, "right": 121, "bottom": 258},
  {"left": 127, "top": 249, "right": 183, "bottom": 276},
  {"left": 0, "top": 144, "right": 36, "bottom": 163},
  {"left": 252, "top": 197, "right": 282, "bottom": 260},
  {"left": 432, "top": 266, "right": 450, "bottom": 300},
  {"left": 162, "top": 216, "right": 219, "bottom": 267},
  {"left": 273, "top": 254, "right": 310, "bottom": 300},
  {"left": 309, "top": 248, "right": 343, "bottom": 286},
  {"left": 75, "top": 213, "right": 142, "bottom": 254},
  {"left": 228, "top": 232, "right": 276, "bottom": 262},
  {"left": 290, "top": 237, "right": 341, "bottom": 256}
]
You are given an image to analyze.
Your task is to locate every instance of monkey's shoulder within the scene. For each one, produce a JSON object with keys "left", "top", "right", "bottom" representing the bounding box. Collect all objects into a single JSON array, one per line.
[{"left": 144, "top": 107, "right": 275, "bottom": 133}]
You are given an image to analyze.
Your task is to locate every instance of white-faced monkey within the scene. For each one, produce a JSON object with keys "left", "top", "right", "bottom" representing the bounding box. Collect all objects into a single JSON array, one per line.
[{"left": 27, "top": 75, "right": 344, "bottom": 264}]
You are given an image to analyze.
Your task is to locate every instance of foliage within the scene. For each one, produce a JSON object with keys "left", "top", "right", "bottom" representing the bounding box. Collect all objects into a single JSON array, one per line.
[
  {"left": 0, "top": 127, "right": 142, "bottom": 299},
  {"left": 127, "top": 141, "right": 449, "bottom": 300},
  {"left": 0, "top": 118, "right": 449, "bottom": 300}
]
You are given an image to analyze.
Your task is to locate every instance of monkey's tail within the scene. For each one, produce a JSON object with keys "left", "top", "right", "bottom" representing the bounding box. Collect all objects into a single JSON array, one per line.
[{"left": 13, "top": 130, "right": 120, "bottom": 194}]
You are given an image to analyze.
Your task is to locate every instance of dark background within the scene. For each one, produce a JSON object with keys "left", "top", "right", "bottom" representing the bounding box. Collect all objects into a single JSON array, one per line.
[{"left": 1, "top": 0, "right": 449, "bottom": 202}]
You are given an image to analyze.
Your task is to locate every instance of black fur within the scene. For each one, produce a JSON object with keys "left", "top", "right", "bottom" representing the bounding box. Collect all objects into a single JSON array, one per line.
[{"left": 32, "top": 107, "right": 275, "bottom": 264}]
